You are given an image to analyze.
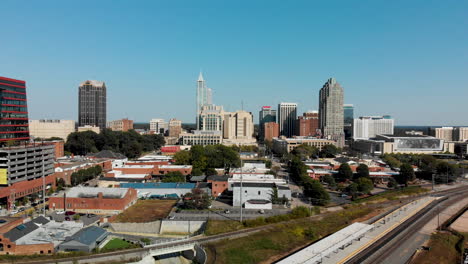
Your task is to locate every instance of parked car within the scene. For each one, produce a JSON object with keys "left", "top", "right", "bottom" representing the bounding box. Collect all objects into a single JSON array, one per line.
[
  {"left": 224, "top": 209, "right": 231, "bottom": 214},
  {"left": 65, "top": 211, "right": 76, "bottom": 216},
  {"left": 56, "top": 211, "right": 65, "bottom": 215},
  {"left": 87, "top": 214, "right": 97, "bottom": 218},
  {"left": 258, "top": 209, "right": 265, "bottom": 214},
  {"left": 9, "top": 210, "right": 18, "bottom": 215}
]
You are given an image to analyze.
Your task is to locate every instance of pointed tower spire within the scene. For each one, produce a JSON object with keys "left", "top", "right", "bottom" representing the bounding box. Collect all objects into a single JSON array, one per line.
[{"left": 198, "top": 71, "right": 204, "bottom": 82}]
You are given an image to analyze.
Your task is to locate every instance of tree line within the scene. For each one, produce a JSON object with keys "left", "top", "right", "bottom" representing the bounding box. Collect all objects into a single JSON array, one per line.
[
  {"left": 173, "top": 145, "right": 241, "bottom": 176},
  {"left": 65, "top": 129, "right": 165, "bottom": 159},
  {"left": 71, "top": 165, "right": 103, "bottom": 186}
]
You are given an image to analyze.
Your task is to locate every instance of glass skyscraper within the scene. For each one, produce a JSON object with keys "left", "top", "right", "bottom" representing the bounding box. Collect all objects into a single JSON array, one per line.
[
  {"left": 78, "top": 80, "right": 107, "bottom": 130},
  {"left": 196, "top": 72, "right": 212, "bottom": 129},
  {"left": 0, "top": 76, "right": 29, "bottom": 143}
]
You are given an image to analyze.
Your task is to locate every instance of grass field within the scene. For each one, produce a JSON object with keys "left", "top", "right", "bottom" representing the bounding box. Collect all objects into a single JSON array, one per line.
[
  {"left": 205, "top": 220, "right": 244, "bottom": 236},
  {"left": 412, "top": 232, "right": 467, "bottom": 264},
  {"left": 354, "top": 186, "right": 429, "bottom": 204},
  {"left": 205, "top": 205, "right": 373, "bottom": 264},
  {"left": 113, "top": 200, "right": 176, "bottom": 223},
  {"left": 102, "top": 238, "right": 136, "bottom": 251}
]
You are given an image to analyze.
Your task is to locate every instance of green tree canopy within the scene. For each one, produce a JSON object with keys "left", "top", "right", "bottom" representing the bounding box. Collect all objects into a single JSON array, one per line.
[
  {"left": 291, "top": 144, "right": 319, "bottom": 160},
  {"left": 396, "top": 163, "right": 415, "bottom": 186},
  {"left": 319, "top": 144, "right": 339, "bottom": 158},
  {"left": 335, "top": 163, "right": 353, "bottom": 182},
  {"left": 183, "top": 188, "right": 211, "bottom": 210},
  {"left": 162, "top": 171, "right": 186, "bottom": 182},
  {"left": 303, "top": 180, "right": 330, "bottom": 206},
  {"left": 356, "top": 164, "right": 370, "bottom": 179},
  {"left": 355, "top": 177, "right": 374, "bottom": 194}
]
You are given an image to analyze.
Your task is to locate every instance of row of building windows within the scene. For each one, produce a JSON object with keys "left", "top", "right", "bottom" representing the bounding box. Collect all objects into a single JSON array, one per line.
[
  {"left": 1, "top": 106, "right": 28, "bottom": 112},
  {"left": 0, "top": 134, "right": 29, "bottom": 139},
  {"left": 1, "top": 100, "right": 27, "bottom": 105},
  {"left": 0, "top": 127, "right": 28, "bottom": 132},
  {"left": 0, "top": 85, "right": 25, "bottom": 94},
  {"left": 0, "top": 113, "right": 28, "bottom": 119},
  {"left": 1, "top": 93, "right": 27, "bottom": 100}
]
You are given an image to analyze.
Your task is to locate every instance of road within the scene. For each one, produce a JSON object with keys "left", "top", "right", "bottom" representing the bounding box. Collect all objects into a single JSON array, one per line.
[{"left": 344, "top": 184, "right": 468, "bottom": 264}]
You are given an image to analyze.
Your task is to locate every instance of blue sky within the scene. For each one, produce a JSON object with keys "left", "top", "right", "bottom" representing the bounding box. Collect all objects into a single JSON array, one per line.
[{"left": 1, "top": 0, "right": 467, "bottom": 125}]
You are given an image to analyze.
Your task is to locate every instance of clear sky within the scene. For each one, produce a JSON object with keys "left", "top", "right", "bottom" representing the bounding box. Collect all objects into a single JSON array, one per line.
[{"left": 1, "top": 0, "right": 467, "bottom": 125}]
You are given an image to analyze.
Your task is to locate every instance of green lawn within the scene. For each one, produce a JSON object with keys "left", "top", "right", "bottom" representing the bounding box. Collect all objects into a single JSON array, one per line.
[
  {"left": 102, "top": 238, "right": 136, "bottom": 251},
  {"left": 354, "top": 186, "right": 429, "bottom": 203}
]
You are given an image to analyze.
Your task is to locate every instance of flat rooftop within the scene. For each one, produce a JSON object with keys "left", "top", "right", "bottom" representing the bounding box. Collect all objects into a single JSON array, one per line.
[
  {"left": 159, "top": 165, "right": 192, "bottom": 169},
  {"left": 62, "top": 187, "right": 129, "bottom": 199},
  {"left": 120, "top": 182, "right": 195, "bottom": 189}
]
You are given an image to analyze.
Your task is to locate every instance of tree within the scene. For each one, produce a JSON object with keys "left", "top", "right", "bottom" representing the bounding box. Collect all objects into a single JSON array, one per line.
[
  {"left": 396, "top": 163, "right": 415, "bottom": 186},
  {"left": 387, "top": 177, "right": 397, "bottom": 189},
  {"left": 205, "top": 168, "right": 218, "bottom": 176},
  {"left": 291, "top": 144, "right": 319, "bottom": 160},
  {"left": 346, "top": 183, "right": 359, "bottom": 199},
  {"left": 381, "top": 154, "right": 401, "bottom": 168},
  {"left": 183, "top": 188, "right": 211, "bottom": 210},
  {"left": 322, "top": 174, "right": 336, "bottom": 187},
  {"left": 355, "top": 177, "right": 374, "bottom": 194},
  {"left": 174, "top": 150, "right": 191, "bottom": 165},
  {"left": 356, "top": 164, "right": 370, "bottom": 179},
  {"left": 265, "top": 160, "right": 272, "bottom": 168},
  {"left": 162, "top": 171, "right": 186, "bottom": 182},
  {"left": 270, "top": 186, "right": 288, "bottom": 205},
  {"left": 303, "top": 180, "right": 330, "bottom": 205},
  {"left": 319, "top": 145, "right": 339, "bottom": 158},
  {"left": 191, "top": 168, "right": 203, "bottom": 176},
  {"left": 335, "top": 163, "right": 353, "bottom": 182}
]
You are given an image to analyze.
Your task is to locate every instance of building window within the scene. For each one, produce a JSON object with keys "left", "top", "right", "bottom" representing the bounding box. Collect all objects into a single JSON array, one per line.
[
  {"left": 258, "top": 191, "right": 261, "bottom": 195},
  {"left": 40, "top": 250, "right": 44, "bottom": 254}
]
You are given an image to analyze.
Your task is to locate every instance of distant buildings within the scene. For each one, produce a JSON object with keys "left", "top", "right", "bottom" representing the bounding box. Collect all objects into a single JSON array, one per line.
[
  {"left": 259, "top": 106, "right": 277, "bottom": 140},
  {"left": 0, "top": 76, "right": 30, "bottom": 143},
  {"left": 168, "top": 118, "right": 182, "bottom": 137},
  {"left": 223, "top": 110, "right": 255, "bottom": 144},
  {"left": 150, "top": 118, "right": 167, "bottom": 134},
  {"left": 78, "top": 80, "right": 107, "bottom": 130},
  {"left": 199, "top": 105, "right": 224, "bottom": 131},
  {"left": 107, "top": 118, "right": 133, "bottom": 132},
  {"left": 264, "top": 122, "right": 279, "bottom": 141},
  {"left": 296, "top": 111, "right": 319, "bottom": 137},
  {"left": 278, "top": 102, "right": 297, "bottom": 137},
  {"left": 29, "top": 120, "right": 75, "bottom": 141},
  {"left": 181, "top": 130, "right": 223, "bottom": 145},
  {"left": 454, "top": 127, "right": 468, "bottom": 142},
  {"left": 344, "top": 104, "right": 354, "bottom": 139},
  {"left": 272, "top": 137, "right": 337, "bottom": 154},
  {"left": 77, "top": 125, "right": 100, "bottom": 134},
  {"left": 353, "top": 116, "right": 394, "bottom": 140},
  {"left": 319, "top": 78, "right": 344, "bottom": 147},
  {"left": 430, "top": 127, "right": 468, "bottom": 142}
]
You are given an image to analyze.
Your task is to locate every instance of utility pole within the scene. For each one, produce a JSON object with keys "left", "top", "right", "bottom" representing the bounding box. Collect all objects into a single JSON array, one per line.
[
  {"left": 240, "top": 159, "right": 243, "bottom": 223},
  {"left": 42, "top": 143, "right": 46, "bottom": 217}
]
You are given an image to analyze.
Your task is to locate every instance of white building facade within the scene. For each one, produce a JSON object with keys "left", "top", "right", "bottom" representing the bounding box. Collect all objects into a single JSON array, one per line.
[{"left": 353, "top": 116, "right": 394, "bottom": 140}]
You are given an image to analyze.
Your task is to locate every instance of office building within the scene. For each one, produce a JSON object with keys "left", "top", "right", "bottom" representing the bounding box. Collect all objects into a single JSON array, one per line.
[
  {"left": 454, "top": 127, "right": 468, "bottom": 142},
  {"left": 319, "top": 78, "right": 345, "bottom": 147},
  {"left": 259, "top": 106, "right": 276, "bottom": 140},
  {"left": 278, "top": 103, "right": 297, "bottom": 137},
  {"left": 353, "top": 116, "right": 394, "bottom": 140},
  {"left": 272, "top": 137, "right": 337, "bottom": 154},
  {"left": 0, "top": 76, "right": 29, "bottom": 143},
  {"left": 78, "top": 80, "right": 106, "bottom": 130},
  {"left": 180, "top": 130, "right": 223, "bottom": 145},
  {"left": 29, "top": 120, "right": 75, "bottom": 141},
  {"left": 168, "top": 118, "right": 182, "bottom": 138},
  {"left": 199, "top": 105, "right": 224, "bottom": 131},
  {"left": 196, "top": 72, "right": 212, "bottom": 129},
  {"left": 344, "top": 104, "right": 354, "bottom": 138},
  {"left": 150, "top": 118, "right": 167, "bottom": 134},
  {"left": 107, "top": 118, "right": 133, "bottom": 132},
  {"left": 430, "top": 127, "right": 454, "bottom": 142},
  {"left": 296, "top": 111, "right": 319, "bottom": 137},
  {"left": 264, "top": 122, "right": 279, "bottom": 141},
  {"left": 223, "top": 110, "right": 255, "bottom": 144},
  {"left": 77, "top": 125, "right": 100, "bottom": 134}
]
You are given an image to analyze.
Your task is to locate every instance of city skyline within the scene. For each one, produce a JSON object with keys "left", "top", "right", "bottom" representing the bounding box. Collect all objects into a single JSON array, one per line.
[{"left": 1, "top": 1, "right": 467, "bottom": 125}]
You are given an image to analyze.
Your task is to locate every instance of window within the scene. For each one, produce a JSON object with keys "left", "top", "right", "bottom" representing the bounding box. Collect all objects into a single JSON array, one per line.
[{"left": 258, "top": 191, "right": 261, "bottom": 195}]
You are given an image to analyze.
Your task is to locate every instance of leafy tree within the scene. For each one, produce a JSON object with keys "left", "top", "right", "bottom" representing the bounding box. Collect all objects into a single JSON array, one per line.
[
  {"left": 173, "top": 150, "right": 191, "bottom": 165},
  {"left": 270, "top": 186, "right": 288, "bottom": 204},
  {"left": 356, "top": 164, "right": 370, "bottom": 179},
  {"left": 265, "top": 160, "right": 272, "bottom": 168},
  {"left": 436, "top": 161, "right": 457, "bottom": 176},
  {"left": 291, "top": 144, "right": 319, "bottom": 160},
  {"left": 162, "top": 171, "right": 186, "bottom": 182},
  {"left": 346, "top": 183, "right": 359, "bottom": 199},
  {"left": 395, "top": 163, "right": 415, "bottom": 186},
  {"left": 381, "top": 154, "right": 401, "bottom": 168},
  {"left": 387, "top": 177, "right": 397, "bottom": 189},
  {"left": 335, "top": 163, "right": 353, "bottom": 182},
  {"left": 205, "top": 168, "right": 218, "bottom": 176},
  {"left": 355, "top": 177, "right": 374, "bottom": 194},
  {"left": 319, "top": 144, "right": 339, "bottom": 158},
  {"left": 191, "top": 168, "right": 203, "bottom": 176},
  {"left": 322, "top": 174, "right": 336, "bottom": 187},
  {"left": 183, "top": 188, "right": 211, "bottom": 210},
  {"left": 303, "top": 180, "right": 330, "bottom": 205}
]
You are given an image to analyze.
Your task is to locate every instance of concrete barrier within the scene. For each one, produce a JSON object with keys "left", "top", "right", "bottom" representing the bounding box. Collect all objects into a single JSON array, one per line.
[
  {"left": 110, "top": 221, "right": 162, "bottom": 234},
  {"left": 160, "top": 220, "right": 205, "bottom": 235}
]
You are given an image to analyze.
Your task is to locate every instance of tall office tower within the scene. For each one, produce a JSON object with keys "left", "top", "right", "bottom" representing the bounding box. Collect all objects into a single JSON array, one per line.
[
  {"left": 168, "top": 118, "right": 182, "bottom": 138},
  {"left": 223, "top": 110, "right": 254, "bottom": 141},
  {"left": 431, "top": 127, "right": 454, "bottom": 142},
  {"left": 0, "top": 76, "right": 30, "bottom": 143},
  {"left": 343, "top": 104, "right": 354, "bottom": 139},
  {"left": 319, "top": 78, "right": 344, "bottom": 146},
  {"left": 150, "top": 118, "right": 168, "bottom": 134},
  {"left": 259, "top": 106, "right": 277, "bottom": 140},
  {"left": 196, "top": 72, "right": 212, "bottom": 129},
  {"left": 296, "top": 111, "right": 319, "bottom": 137},
  {"left": 199, "top": 105, "right": 224, "bottom": 131},
  {"left": 264, "top": 122, "right": 280, "bottom": 141},
  {"left": 78, "top": 80, "right": 107, "bottom": 130},
  {"left": 278, "top": 103, "right": 298, "bottom": 137},
  {"left": 454, "top": 127, "right": 468, "bottom": 142},
  {"left": 353, "top": 116, "right": 394, "bottom": 140}
]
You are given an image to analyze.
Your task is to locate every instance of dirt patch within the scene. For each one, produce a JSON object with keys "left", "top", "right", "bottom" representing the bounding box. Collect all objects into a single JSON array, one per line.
[
  {"left": 450, "top": 210, "right": 468, "bottom": 233},
  {"left": 112, "top": 200, "right": 176, "bottom": 223}
]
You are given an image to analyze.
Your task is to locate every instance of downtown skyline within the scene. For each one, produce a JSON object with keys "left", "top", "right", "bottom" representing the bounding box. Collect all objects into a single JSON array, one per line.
[{"left": 1, "top": 1, "right": 467, "bottom": 125}]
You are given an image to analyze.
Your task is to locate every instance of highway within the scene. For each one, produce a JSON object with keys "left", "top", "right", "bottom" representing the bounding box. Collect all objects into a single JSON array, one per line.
[{"left": 344, "top": 184, "right": 468, "bottom": 264}]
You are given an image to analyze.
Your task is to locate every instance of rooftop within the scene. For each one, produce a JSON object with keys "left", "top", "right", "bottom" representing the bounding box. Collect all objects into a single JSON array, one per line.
[
  {"left": 80, "top": 80, "right": 105, "bottom": 87},
  {"left": 64, "top": 187, "right": 130, "bottom": 199},
  {"left": 233, "top": 182, "right": 276, "bottom": 188},
  {"left": 15, "top": 220, "right": 83, "bottom": 246},
  {"left": 62, "top": 226, "right": 107, "bottom": 246},
  {"left": 159, "top": 165, "right": 192, "bottom": 169},
  {"left": 120, "top": 182, "right": 196, "bottom": 189}
]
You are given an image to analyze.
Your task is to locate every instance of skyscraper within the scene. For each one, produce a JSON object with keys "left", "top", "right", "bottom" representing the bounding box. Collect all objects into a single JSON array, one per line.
[
  {"left": 343, "top": 104, "right": 354, "bottom": 139},
  {"left": 259, "top": 106, "right": 277, "bottom": 140},
  {"left": 278, "top": 103, "right": 297, "bottom": 137},
  {"left": 78, "top": 80, "right": 107, "bottom": 130},
  {"left": 196, "top": 72, "right": 212, "bottom": 129},
  {"left": 353, "top": 116, "right": 394, "bottom": 140},
  {"left": 0, "top": 76, "right": 30, "bottom": 143},
  {"left": 296, "top": 111, "right": 319, "bottom": 137},
  {"left": 319, "top": 78, "right": 344, "bottom": 146}
]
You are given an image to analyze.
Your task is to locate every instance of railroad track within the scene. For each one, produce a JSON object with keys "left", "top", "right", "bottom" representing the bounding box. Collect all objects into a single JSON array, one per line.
[{"left": 344, "top": 185, "right": 468, "bottom": 264}]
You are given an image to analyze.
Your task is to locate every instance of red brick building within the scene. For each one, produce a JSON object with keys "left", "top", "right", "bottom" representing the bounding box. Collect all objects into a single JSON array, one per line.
[
  {"left": 207, "top": 175, "right": 229, "bottom": 197},
  {"left": 296, "top": 113, "right": 319, "bottom": 137},
  {"left": 51, "top": 140, "right": 65, "bottom": 159},
  {"left": 157, "top": 165, "right": 192, "bottom": 175},
  {"left": 48, "top": 187, "right": 137, "bottom": 215},
  {"left": 264, "top": 122, "right": 279, "bottom": 141}
]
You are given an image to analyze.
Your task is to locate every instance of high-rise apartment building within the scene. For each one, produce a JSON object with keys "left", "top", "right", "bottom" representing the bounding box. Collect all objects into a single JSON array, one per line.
[
  {"left": 264, "top": 122, "right": 279, "bottom": 141},
  {"left": 431, "top": 127, "right": 454, "bottom": 142},
  {"left": 278, "top": 103, "right": 297, "bottom": 137},
  {"left": 296, "top": 111, "right": 319, "bottom": 137},
  {"left": 107, "top": 118, "right": 134, "bottom": 132},
  {"left": 223, "top": 111, "right": 254, "bottom": 142},
  {"left": 353, "top": 116, "right": 394, "bottom": 140},
  {"left": 150, "top": 119, "right": 167, "bottom": 134},
  {"left": 78, "top": 80, "right": 107, "bottom": 130},
  {"left": 168, "top": 118, "right": 182, "bottom": 138},
  {"left": 29, "top": 120, "right": 75, "bottom": 141},
  {"left": 454, "top": 127, "right": 468, "bottom": 142},
  {"left": 319, "top": 78, "right": 344, "bottom": 146},
  {"left": 0, "top": 76, "right": 30, "bottom": 143},
  {"left": 259, "top": 106, "right": 276, "bottom": 141},
  {"left": 196, "top": 72, "right": 212, "bottom": 129}
]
